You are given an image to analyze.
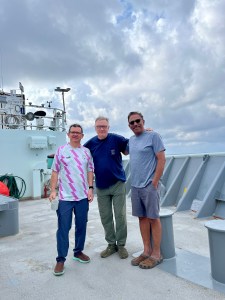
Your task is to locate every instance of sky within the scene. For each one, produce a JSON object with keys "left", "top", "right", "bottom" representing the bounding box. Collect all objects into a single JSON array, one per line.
[{"left": 0, "top": 0, "right": 225, "bottom": 155}]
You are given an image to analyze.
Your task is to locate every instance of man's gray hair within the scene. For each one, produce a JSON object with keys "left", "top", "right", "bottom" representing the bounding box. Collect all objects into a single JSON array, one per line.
[{"left": 95, "top": 116, "right": 109, "bottom": 123}]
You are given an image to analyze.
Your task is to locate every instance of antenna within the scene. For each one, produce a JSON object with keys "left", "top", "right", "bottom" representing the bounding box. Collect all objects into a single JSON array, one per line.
[{"left": 0, "top": 50, "right": 3, "bottom": 91}]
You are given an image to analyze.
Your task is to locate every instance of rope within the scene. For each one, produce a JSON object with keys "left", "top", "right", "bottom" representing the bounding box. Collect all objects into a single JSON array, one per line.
[{"left": 0, "top": 175, "right": 26, "bottom": 199}]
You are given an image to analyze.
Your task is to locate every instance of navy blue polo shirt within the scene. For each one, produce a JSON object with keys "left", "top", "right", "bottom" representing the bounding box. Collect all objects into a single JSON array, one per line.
[{"left": 84, "top": 133, "right": 128, "bottom": 189}]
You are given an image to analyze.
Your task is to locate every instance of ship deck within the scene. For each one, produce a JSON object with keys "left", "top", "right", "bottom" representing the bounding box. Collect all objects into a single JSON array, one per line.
[{"left": 1, "top": 198, "right": 225, "bottom": 300}]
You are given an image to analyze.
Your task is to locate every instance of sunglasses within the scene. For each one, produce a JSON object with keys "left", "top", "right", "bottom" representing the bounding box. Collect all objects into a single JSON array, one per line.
[{"left": 129, "top": 118, "right": 142, "bottom": 125}]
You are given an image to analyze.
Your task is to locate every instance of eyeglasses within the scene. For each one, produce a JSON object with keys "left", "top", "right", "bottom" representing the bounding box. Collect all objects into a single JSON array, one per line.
[
  {"left": 95, "top": 125, "right": 108, "bottom": 129},
  {"left": 129, "top": 118, "right": 142, "bottom": 125},
  {"left": 69, "top": 131, "right": 83, "bottom": 135}
]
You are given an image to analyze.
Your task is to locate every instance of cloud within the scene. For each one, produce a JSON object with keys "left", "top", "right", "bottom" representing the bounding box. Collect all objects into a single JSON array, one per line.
[{"left": 0, "top": 0, "right": 224, "bottom": 154}]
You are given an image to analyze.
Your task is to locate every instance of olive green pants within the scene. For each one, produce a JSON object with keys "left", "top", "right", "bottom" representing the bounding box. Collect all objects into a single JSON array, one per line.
[{"left": 96, "top": 181, "right": 127, "bottom": 246}]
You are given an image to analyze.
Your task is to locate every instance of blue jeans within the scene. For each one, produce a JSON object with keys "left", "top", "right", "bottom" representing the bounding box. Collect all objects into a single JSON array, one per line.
[{"left": 56, "top": 199, "right": 89, "bottom": 262}]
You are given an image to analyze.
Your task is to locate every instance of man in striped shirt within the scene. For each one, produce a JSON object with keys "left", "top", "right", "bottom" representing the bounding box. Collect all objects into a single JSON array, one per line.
[{"left": 49, "top": 124, "right": 94, "bottom": 276}]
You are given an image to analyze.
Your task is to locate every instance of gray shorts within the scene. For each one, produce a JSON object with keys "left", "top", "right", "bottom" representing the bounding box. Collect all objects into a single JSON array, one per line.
[{"left": 131, "top": 182, "right": 160, "bottom": 219}]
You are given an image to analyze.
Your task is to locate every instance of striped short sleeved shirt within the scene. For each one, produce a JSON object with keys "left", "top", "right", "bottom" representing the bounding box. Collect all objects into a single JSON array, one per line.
[{"left": 52, "top": 143, "right": 94, "bottom": 201}]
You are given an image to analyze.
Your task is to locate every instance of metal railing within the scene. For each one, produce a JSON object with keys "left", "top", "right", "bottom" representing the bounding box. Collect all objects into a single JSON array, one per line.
[{"left": 0, "top": 105, "right": 66, "bottom": 131}]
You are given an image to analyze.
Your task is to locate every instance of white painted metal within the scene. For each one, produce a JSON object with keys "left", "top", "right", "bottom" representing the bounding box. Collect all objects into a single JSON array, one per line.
[{"left": 0, "top": 85, "right": 66, "bottom": 199}]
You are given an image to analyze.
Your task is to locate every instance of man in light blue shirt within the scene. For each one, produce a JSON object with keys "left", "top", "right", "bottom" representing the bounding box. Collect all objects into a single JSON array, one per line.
[{"left": 128, "top": 111, "right": 166, "bottom": 269}]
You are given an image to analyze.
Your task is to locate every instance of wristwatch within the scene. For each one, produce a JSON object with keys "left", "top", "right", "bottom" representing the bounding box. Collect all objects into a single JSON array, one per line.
[{"left": 89, "top": 186, "right": 94, "bottom": 189}]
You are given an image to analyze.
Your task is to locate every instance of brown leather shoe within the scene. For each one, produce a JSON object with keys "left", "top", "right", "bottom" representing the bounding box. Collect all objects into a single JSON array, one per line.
[
  {"left": 73, "top": 252, "right": 90, "bottom": 263},
  {"left": 131, "top": 254, "right": 149, "bottom": 266},
  {"left": 53, "top": 262, "right": 65, "bottom": 276},
  {"left": 139, "top": 255, "right": 163, "bottom": 269}
]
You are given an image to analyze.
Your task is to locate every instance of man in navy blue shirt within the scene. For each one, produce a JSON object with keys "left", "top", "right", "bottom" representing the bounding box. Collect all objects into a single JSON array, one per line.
[{"left": 84, "top": 117, "right": 128, "bottom": 259}]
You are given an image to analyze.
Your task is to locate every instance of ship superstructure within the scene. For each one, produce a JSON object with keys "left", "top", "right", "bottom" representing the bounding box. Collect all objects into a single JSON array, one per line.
[{"left": 0, "top": 83, "right": 66, "bottom": 199}]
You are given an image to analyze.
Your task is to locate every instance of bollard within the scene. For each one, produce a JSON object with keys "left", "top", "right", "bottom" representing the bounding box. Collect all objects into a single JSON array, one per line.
[
  {"left": 133, "top": 208, "right": 176, "bottom": 259},
  {"left": 159, "top": 208, "right": 176, "bottom": 259},
  {"left": 205, "top": 220, "right": 225, "bottom": 284},
  {"left": 0, "top": 194, "right": 19, "bottom": 237}
]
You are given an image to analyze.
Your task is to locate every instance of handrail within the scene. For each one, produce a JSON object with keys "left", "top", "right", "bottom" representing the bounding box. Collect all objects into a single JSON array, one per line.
[{"left": 0, "top": 105, "right": 66, "bottom": 131}]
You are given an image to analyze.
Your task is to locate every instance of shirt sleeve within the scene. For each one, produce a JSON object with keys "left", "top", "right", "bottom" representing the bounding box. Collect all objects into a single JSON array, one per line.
[
  {"left": 51, "top": 146, "right": 61, "bottom": 173},
  {"left": 117, "top": 135, "right": 129, "bottom": 153},
  {"left": 152, "top": 133, "right": 165, "bottom": 154},
  {"left": 83, "top": 147, "right": 94, "bottom": 172}
]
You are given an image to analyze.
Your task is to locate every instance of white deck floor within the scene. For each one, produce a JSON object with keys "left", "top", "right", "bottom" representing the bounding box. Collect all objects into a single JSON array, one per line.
[{"left": 0, "top": 198, "right": 225, "bottom": 300}]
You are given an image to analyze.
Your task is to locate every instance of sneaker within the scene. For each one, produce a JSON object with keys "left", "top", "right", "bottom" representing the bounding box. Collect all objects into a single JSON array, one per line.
[
  {"left": 118, "top": 246, "right": 128, "bottom": 259},
  {"left": 131, "top": 254, "right": 149, "bottom": 266},
  {"left": 73, "top": 252, "right": 90, "bottom": 263},
  {"left": 53, "top": 262, "right": 65, "bottom": 276},
  {"left": 100, "top": 244, "right": 118, "bottom": 258}
]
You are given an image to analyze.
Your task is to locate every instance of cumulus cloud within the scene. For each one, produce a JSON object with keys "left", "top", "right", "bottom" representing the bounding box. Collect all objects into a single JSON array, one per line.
[{"left": 0, "top": 0, "right": 224, "bottom": 154}]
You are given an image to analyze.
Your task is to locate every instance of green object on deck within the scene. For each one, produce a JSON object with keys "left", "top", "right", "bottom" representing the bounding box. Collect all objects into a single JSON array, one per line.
[{"left": 0, "top": 175, "right": 26, "bottom": 199}]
